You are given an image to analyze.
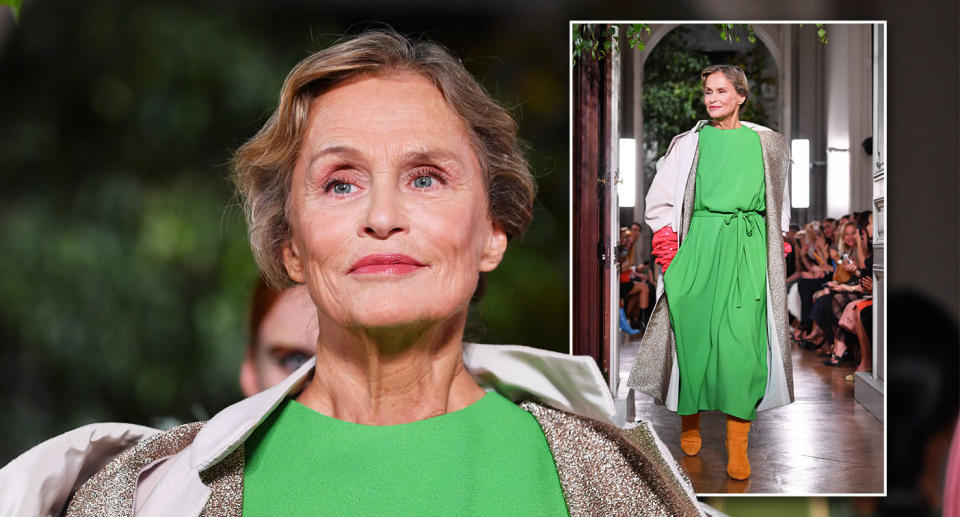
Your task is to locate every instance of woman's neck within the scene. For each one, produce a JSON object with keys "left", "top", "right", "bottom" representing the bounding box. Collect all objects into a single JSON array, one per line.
[
  {"left": 710, "top": 116, "right": 742, "bottom": 130},
  {"left": 295, "top": 311, "right": 485, "bottom": 426}
]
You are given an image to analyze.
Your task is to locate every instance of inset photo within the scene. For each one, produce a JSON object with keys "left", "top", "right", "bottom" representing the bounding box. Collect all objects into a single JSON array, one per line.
[{"left": 571, "top": 21, "right": 886, "bottom": 496}]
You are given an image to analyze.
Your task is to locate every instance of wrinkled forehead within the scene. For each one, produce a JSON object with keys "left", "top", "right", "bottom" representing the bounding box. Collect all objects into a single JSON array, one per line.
[
  {"left": 703, "top": 71, "right": 736, "bottom": 89},
  {"left": 301, "top": 73, "right": 477, "bottom": 162}
]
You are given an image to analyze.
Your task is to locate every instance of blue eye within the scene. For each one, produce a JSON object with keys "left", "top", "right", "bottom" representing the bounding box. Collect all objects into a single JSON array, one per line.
[
  {"left": 331, "top": 182, "right": 355, "bottom": 194},
  {"left": 279, "top": 352, "right": 311, "bottom": 373},
  {"left": 413, "top": 176, "right": 434, "bottom": 188}
]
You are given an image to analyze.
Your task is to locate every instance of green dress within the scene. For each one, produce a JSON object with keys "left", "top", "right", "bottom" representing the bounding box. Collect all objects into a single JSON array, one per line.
[
  {"left": 663, "top": 124, "right": 768, "bottom": 421},
  {"left": 243, "top": 392, "right": 569, "bottom": 515}
]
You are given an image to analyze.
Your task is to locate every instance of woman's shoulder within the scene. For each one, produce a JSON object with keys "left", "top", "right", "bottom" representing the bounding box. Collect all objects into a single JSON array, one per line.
[
  {"left": 741, "top": 121, "right": 787, "bottom": 143},
  {"left": 0, "top": 422, "right": 161, "bottom": 516},
  {"left": 59, "top": 420, "right": 246, "bottom": 516},
  {"left": 63, "top": 421, "right": 206, "bottom": 515},
  {"left": 519, "top": 402, "right": 704, "bottom": 516},
  {"left": 665, "top": 120, "right": 710, "bottom": 152}
]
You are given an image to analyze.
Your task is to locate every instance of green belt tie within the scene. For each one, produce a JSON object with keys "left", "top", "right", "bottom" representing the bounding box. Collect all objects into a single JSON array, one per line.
[{"left": 692, "top": 209, "right": 764, "bottom": 308}]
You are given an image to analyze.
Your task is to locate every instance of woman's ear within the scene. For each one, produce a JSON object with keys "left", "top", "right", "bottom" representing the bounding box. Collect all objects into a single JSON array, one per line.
[
  {"left": 479, "top": 223, "right": 508, "bottom": 272},
  {"left": 282, "top": 240, "right": 306, "bottom": 284}
]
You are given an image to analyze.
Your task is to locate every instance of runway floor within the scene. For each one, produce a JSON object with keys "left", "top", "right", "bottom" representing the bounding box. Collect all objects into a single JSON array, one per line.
[{"left": 617, "top": 335, "right": 884, "bottom": 495}]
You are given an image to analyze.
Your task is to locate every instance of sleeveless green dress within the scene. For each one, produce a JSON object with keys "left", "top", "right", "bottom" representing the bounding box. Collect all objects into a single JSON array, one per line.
[{"left": 663, "top": 124, "right": 768, "bottom": 421}]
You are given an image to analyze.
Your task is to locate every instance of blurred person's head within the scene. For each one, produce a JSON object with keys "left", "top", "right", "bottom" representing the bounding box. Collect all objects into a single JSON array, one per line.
[
  {"left": 837, "top": 221, "right": 859, "bottom": 255},
  {"left": 814, "top": 228, "right": 826, "bottom": 246},
  {"left": 786, "top": 224, "right": 799, "bottom": 242},
  {"left": 822, "top": 218, "right": 837, "bottom": 240},
  {"left": 794, "top": 230, "right": 807, "bottom": 250},
  {"left": 240, "top": 278, "right": 318, "bottom": 397},
  {"left": 838, "top": 214, "right": 851, "bottom": 229},
  {"left": 855, "top": 210, "right": 874, "bottom": 241},
  {"left": 885, "top": 292, "right": 959, "bottom": 514},
  {"left": 629, "top": 222, "right": 642, "bottom": 235}
]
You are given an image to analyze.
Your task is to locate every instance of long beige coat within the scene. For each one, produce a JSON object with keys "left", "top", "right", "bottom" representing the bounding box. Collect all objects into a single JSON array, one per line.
[
  {"left": 627, "top": 121, "right": 795, "bottom": 413},
  {"left": 2, "top": 345, "right": 707, "bottom": 516}
]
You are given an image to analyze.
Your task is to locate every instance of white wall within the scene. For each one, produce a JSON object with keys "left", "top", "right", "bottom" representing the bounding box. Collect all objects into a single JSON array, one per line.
[{"left": 824, "top": 24, "right": 874, "bottom": 218}]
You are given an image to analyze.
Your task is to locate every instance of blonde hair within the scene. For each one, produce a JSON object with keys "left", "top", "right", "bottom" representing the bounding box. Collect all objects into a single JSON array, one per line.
[
  {"left": 700, "top": 64, "right": 750, "bottom": 113},
  {"left": 232, "top": 30, "right": 535, "bottom": 288},
  {"left": 837, "top": 221, "right": 859, "bottom": 256}
]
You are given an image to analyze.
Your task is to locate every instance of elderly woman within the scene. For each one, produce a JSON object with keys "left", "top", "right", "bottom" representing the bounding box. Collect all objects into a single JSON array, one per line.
[
  {"left": 0, "top": 31, "right": 705, "bottom": 516},
  {"left": 627, "top": 64, "right": 793, "bottom": 481}
]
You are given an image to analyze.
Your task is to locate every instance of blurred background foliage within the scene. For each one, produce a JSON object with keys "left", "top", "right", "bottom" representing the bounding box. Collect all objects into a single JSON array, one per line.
[{"left": 0, "top": 0, "right": 569, "bottom": 462}]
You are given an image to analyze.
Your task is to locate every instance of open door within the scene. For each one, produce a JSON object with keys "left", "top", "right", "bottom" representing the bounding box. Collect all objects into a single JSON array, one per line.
[{"left": 572, "top": 24, "right": 620, "bottom": 389}]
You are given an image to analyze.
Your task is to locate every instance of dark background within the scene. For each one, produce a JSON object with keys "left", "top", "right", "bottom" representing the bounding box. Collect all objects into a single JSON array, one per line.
[{"left": 1, "top": 0, "right": 957, "bottom": 514}]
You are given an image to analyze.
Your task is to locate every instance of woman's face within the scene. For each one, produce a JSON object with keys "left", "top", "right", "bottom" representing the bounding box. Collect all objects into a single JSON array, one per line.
[
  {"left": 703, "top": 72, "right": 745, "bottom": 122},
  {"left": 241, "top": 286, "right": 317, "bottom": 396},
  {"left": 283, "top": 73, "right": 507, "bottom": 330},
  {"left": 867, "top": 213, "right": 874, "bottom": 239},
  {"left": 842, "top": 224, "right": 858, "bottom": 248}
]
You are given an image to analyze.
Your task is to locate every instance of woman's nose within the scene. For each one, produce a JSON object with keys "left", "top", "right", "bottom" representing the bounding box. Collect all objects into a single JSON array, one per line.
[{"left": 362, "top": 182, "right": 407, "bottom": 239}]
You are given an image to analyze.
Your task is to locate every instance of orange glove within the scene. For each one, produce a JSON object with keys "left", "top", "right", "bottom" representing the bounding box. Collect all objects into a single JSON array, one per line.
[{"left": 651, "top": 226, "right": 679, "bottom": 273}]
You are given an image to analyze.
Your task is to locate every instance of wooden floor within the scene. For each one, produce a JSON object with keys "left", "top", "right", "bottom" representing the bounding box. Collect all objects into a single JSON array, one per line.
[{"left": 617, "top": 335, "right": 884, "bottom": 495}]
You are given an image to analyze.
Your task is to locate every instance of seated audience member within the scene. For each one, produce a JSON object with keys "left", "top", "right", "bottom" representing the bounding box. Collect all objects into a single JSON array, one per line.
[
  {"left": 807, "top": 222, "right": 865, "bottom": 353},
  {"left": 794, "top": 224, "right": 834, "bottom": 344},
  {"left": 785, "top": 223, "right": 801, "bottom": 283},
  {"left": 829, "top": 276, "right": 873, "bottom": 369},
  {"left": 821, "top": 217, "right": 837, "bottom": 248},
  {"left": 240, "top": 278, "right": 318, "bottom": 396},
  {"left": 618, "top": 227, "right": 651, "bottom": 332},
  {"left": 823, "top": 212, "right": 874, "bottom": 367},
  {"left": 837, "top": 214, "right": 851, "bottom": 233},
  {"left": 786, "top": 228, "right": 807, "bottom": 325},
  {"left": 854, "top": 210, "right": 875, "bottom": 275}
]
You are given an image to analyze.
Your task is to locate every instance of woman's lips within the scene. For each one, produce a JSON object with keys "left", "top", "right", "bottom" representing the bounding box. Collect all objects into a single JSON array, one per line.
[{"left": 349, "top": 254, "right": 425, "bottom": 275}]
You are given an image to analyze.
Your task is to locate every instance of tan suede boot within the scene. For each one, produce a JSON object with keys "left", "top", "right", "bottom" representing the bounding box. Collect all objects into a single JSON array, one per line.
[
  {"left": 725, "top": 415, "right": 751, "bottom": 480},
  {"left": 680, "top": 413, "right": 701, "bottom": 455}
]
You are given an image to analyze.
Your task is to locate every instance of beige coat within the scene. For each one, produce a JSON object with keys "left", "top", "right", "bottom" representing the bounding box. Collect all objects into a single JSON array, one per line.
[
  {"left": 1, "top": 344, "right": 708, "bottom": 516},
  {"left": 627, "top": 121, "right": 794, "bottom": 413}
]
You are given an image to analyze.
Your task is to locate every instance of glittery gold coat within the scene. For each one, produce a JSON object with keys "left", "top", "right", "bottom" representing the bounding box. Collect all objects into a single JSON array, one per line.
[
  {"left": 2, "top": 345, "right": 707, "bottom": 516},
  {"left": 627, "top": 121, "right": 795, "bottom": 414}
]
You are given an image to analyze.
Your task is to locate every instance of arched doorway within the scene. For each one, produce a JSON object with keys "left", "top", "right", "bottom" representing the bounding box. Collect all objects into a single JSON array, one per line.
[{"left": 624, "top": 24, "right": 784, "bottom": 261}]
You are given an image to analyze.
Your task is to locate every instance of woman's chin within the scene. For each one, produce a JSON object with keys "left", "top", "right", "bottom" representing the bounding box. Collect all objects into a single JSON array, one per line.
[{"left": 338, "top": 298, "right": 469, "bottom": 333}]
